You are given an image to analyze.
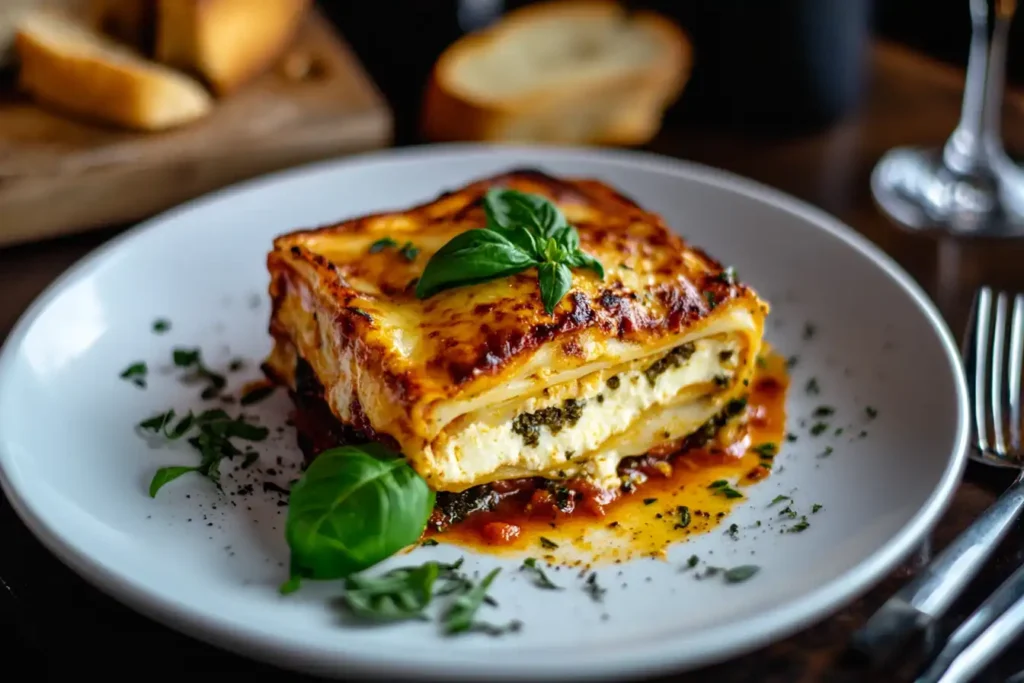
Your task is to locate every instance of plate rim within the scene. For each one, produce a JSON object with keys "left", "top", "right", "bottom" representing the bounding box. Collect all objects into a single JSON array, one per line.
[{"left": 0, "top": 143, "right": 971, "bottom": 680}]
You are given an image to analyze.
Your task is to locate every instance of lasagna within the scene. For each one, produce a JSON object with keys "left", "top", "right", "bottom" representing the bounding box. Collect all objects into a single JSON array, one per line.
[{"left": 263, "top": 169, "right": 768, "bottom": 525}]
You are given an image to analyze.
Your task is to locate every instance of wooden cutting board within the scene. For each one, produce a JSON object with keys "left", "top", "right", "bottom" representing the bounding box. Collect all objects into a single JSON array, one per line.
[{"left": 0, "top": 10, "right": 393, "bottom": 248}]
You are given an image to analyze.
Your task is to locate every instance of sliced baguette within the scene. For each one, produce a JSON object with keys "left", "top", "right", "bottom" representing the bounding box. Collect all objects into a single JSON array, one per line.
[
  {"left": 16, "top": 11, "right": 212, "bottom": 130},
  {"left": 154, "top": 0, "right": 310, "bottom": 95},
  {"left": 421, "top": 0, "right": 691, "bottom": 146}
]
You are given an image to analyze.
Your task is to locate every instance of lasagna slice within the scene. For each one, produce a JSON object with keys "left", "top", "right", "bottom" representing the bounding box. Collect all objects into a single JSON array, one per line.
[{"left": 264, "top": 169, "right": 768, "bottom": 503}]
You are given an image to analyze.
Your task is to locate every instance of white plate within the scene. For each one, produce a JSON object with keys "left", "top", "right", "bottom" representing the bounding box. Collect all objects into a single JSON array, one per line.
[{"left": 0, "top": 145, "right": 969, "bottom": 681}]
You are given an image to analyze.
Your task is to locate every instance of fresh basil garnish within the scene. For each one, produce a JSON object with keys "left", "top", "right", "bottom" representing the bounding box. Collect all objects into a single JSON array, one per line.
[
  {"left": 443, "top": 567, "right": 501, "bottom": 634},
  {"left": 283, "top": 444, "right": 435, "bottom": 591},
  {"left": 415, "top": 189, "right": 604, "bottom": 314},
  {"left": 341, "top": 562, "right": 441, "bottom": 622}
]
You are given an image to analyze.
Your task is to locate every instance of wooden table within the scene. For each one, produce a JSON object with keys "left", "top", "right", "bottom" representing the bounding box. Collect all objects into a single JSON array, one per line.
[{"left": 3, "top": 41, "right": 1024, "bottom": 682}]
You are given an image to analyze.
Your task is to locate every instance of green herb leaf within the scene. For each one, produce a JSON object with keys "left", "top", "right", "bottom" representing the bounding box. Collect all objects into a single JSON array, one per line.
[
  {"left": 139, "top": 409, "right": 175, "bottom": 433},
  {"left": 443, "top": 567, "right": 501, "bottom": 634},
  {"left": 686, "top": 555, "right": 699, "bottom": 568},
  {"left": 341, "top": 562, "right": 441, "bottom": 622},
  {"left": 414, "top": 229, "right": 537, "bottom": 300},
  {"left": 769, "top": 495, "right": 791, "bottom": 506},
  {"left": 399, "top": 241, "right": 420, "bottom": 262},
  {"left": 724, "top": 565, "right": 760, "bottom": 583},
  {"left": 563, "top": 246, "right": 606, "bottom": 279},
  {"left": 120, "top": 362, "right": 148, "bottom": 388},
  {"left": 539, "top": 536, "right": 559, "bottom": 550},
  {"left": 149, "top": 465, "right": 198, "bottom": 497},
  {"left": 538, "top": 262, "right": 572, "bottom": 314},
  {"left": 284, "top": 444, "right": 435, "bottom": 583},
  {"left": 484, "top": 188, "right": 566, "bottom": 239},
  {"left": 369, "top": 237, "right": 399, "bottom": 253},
  {"left": 152, "top": 318, "right": 171, "bottom": 333},
  {"left": 521, "top": 558, "right": 562, "bottom": 590},
  {"left": 676, "top": 505, "right": 691, "bottom": 529}
]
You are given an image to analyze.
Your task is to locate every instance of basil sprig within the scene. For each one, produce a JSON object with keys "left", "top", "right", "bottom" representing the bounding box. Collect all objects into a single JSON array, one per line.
[
  {"left": 415, "top": 189, "right": 604, "bottom": 314},
  {"left": 281, "top": 444, "right": 435, "bottom": 593}
]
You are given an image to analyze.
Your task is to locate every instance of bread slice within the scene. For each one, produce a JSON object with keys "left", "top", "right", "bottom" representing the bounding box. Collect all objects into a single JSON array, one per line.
[
  {"left": 154, "top": 0, "right": 310, "bottom": 95},
  {"left": 16, "top": 11, "right": 213, "bottom": 130},
  {"left": 421, "top": 0, "right": 691, "bottom": 146}
]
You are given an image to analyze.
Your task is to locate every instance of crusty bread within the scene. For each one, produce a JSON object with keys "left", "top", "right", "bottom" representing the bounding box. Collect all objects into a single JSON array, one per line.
[
  {"left": 16, "top": 11, "right": 213, "bottom": 130},
  {"left": 154, "top": 0, "right": 310, "bottom": 95},
  {"left": 421, "top": 0, "right": 691, "bottom": 146}
]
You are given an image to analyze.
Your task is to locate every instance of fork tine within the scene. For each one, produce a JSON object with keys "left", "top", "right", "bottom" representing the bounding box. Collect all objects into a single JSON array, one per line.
[
  {"left": 973, "top": 287, "right": 992, "bottom": 454},
  {"left": 1010, "top": 295, "right": 1024, "bottom": 452},
  {"left": 991, "top": 293, "right": 1009, "bottom": 456}
]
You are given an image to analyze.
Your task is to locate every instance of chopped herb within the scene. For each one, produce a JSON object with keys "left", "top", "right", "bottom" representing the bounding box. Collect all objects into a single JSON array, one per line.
[
  {"left": 803, "top": 323, "right": 816, "bottom": 340},
  {"left": 787, "top": 518, "right": 810, "bottom": 533},
  {"left": 539, "top": 536, "right": 559, "bottom": 550},
  {"left": 619, "top": 263, "right": 633, "bottom": 270},
  {"left": 241, "top": 452, "right": 259, "bottom": 469},
  {"left": 778, "top": 506, "right": 798, "bottom": 519},
  {"left": 583, "top": 573, "right": 606, "bottom": 603},
  {"left": 866, "top": 406, "right": 878, "bottom": 419},
  {"left": 148, "top": 466, "right": 198, "bottom": 496},
  {"left": 240, "top": 384, "right": 276, "bottom": 406},
  {"left": 752, "top": 442, "right": 778, "bottom": 458},
  {"left": 813, "top": 406, "right": 835, "bottom": 417},
  {"left": 806, "top": 378, "right": 820, "bottom": 395},
  {"left": 716, "top": 485, "right": 743, "bottom": 499},
  {"left": 341, "top": 561, "right": 441, "bottom": 622},
  {"left": 708, "top": 480, "right": 728, "bottom": 489},
  {"left": 834, "top": 427, "right": 844, "bottom": 436},
  {"left": 726, "top": 523, "right": 739, "bottom": 539},
  {"left": 228, "top": 358, "right": 246, "bottom": 372},
  {"left": 521, "top": 558, "right": 562, "bottom": 590},
  {"left": 421, "top": 538, "right": 440, "bottom": 547},
  {"left": 724, "top": 565, "right": 760, "bottom": 583},
  {"left": 399, "top": 241, "right": 420, "bottom": 262},
  {"left": 443, "top": 567, "right": 502, "bottom": 634},
  {"left": 812, "top": 504, "right": 823, "bottom": 514},
  {"left": 769, "top": 495, "right": 791, "bottom": 507},
  {"left": 859, "top": 430, "right": 868, "bottom": 439},
  {"left": 810, "top": 422, "right": 828, "bottom": 436},
  {"left": 686, "top": 555, "right": 699, "bottom": 569},
  {"left": 786, "top": 356, "right": 799, "bottom": 369},
  {"left": 786, "top": 433, "right": 798, "bottom": 442},
  {"left": 171, "top": 347, "right": 226, "bottom": 400},
  {"left": 369, "top": 237, "right": 398, "bottom": 253},
  {"left": 818, "top": 446, "right": 834, "bottom": 458},
  {"left": 676, "top": 505, "right": 691, "bottom": 529},
  {"left": 120, "top": 362, "right": 148, "bottom": 388},
  {"left": 152, "top": 318, "right": 171, "bottom": 334},
  {"left": 717, "top": 266, "right": 737, "bottom": 285},
  {"left": 643, "top": 498, "right": 657, "bottom": 505}
]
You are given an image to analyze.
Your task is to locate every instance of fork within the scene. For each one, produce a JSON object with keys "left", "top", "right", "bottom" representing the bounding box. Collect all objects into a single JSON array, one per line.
[{"left": 850, "top": 287, "right": 1024, "bottom": 665}]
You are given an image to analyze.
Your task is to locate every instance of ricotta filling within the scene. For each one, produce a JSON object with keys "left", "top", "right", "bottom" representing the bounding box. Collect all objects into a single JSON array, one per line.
[{"left": 426, "top": 338, "right": 742, "bottom": 490}]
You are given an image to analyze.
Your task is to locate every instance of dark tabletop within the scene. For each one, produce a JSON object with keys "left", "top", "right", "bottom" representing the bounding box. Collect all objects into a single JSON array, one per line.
[{"left": 5, "top": 40, "right": 1024, "bottom": 682}]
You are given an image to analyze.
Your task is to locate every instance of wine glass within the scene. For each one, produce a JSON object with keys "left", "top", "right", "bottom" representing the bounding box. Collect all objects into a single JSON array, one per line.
[{"left": 872, "top": 0, "right": 1024, "bottom": 237}]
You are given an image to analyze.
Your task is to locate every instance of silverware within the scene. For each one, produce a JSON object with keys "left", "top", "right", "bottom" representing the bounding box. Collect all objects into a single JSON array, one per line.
[{"left": 851, "top": 287, "right": 1024, "bottom": 664}]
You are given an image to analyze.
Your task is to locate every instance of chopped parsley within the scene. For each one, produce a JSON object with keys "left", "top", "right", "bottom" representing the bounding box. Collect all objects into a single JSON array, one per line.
[
  {"left": 724, "top": 565, "right": 760, "bottom": 583},
  {"left": 769, "top": 495, "right": 791, "bottom": 507},
  {"left": 120, "top": 361, "right": 147, "bottom": 388},
  {"left": 752, "top": 442, "right": 778, "bottom": 458},
  {"left": 812, "top": 504, "right": 823, "bottom": 514},
  {"left": 708, "top": 480, "right": 743, "bottom": 499},
  {"left": 369, "top": 237, "right": 398, "bottom": 253},
  {"left": 786, "top": 433, "right": 798, "bottom": 442},
  {"left": 152, "top": 318, "right": 171, "bottom": 334},
  {"left": 813, "top": 406, "right": 835, "bottom": 417},
  {"left": 810, "top": 422, "right": 828, "bottom": 436},
  {"left": 172, "top": 347, "right": 226, "bottom": 400},
  {"left": 787, "top": 517, "right": 810, "bottom": 533}
]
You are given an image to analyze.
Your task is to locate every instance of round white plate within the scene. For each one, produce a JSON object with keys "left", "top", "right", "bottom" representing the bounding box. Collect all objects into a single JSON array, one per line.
[{"left": 0, "top": 145, "right": 969, "bottom": 681}]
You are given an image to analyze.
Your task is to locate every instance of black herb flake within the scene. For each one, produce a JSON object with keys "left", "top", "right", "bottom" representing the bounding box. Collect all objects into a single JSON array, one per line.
[
  {"left": 583, "top": 573, "right": 606, "bottom": 603},
  {"left": 724, "top": 565, "right": 760, "bottom": 584},
  {"left": 120, "top": 361, "right": 148, "bottom": 388},
  {"left": 786, "top": 356, "right": 799, "bottom": 369},
  {"left": 240, "top": 384, "right": 277, "bottom": 406},
  {"left": 643, "top": 498, "right": 657, "bottom": 506},
  {"left": 813, "top": 406, "right": 835, "bottom": 417},
  {"left": 803, "top": 323, "right": 816, "bottom": 340},
  {"left": 786, "top": 433, "right": 798, "bottom": 442},
  {"left": 421, "top": 538, "right": 440, "bottom": 547},
  {"left": 866, "top": 406, "right": 878, "bottom": 419},
  {"left": 726, "top": 523, "right": 739, "bottom": 539},
  {"left": 806, "top": 378, "right": 820, "bottom": 395},
  {"left": 686, "top": 555, "right": 699, "bottom": 569},
  {"left": 539, "top": 536, "right": 559, "bottom": 550},
  {"left": 152, "top": 318, "right": 171, "bottom": 334},
  {"left": 521, "top": 558, "right": 562, "bottom": 590},
  {"left": 369, "top": 237, "right": 398, "bottom": 253}
]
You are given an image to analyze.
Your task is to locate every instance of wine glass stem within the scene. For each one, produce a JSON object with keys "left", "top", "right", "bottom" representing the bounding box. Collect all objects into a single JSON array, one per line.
[{"left": 943, "top": 0, "right": 1015, "bottom": 176}]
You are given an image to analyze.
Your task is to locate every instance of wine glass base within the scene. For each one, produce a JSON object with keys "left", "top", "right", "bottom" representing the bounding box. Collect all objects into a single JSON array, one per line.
[{"left": 871, "top": 146, "right": 1024, "bottom": 238}]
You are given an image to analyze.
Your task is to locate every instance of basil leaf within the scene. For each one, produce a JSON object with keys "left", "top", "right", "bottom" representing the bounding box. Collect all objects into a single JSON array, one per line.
[
  {"left": 341, "top": 562, "right": 440, "bottom": 622},
  {"left": 149, "top": 465, "right": 198, "bottom": 497},
  {"left": 443, "top": 567, "right": 501, "bottom": 634},
  {"left": 283, "top": 444, "right": 435, "bottom": 586},
  {"left": 565, "top": 249, "right": 605, "bottom": 280},
  {"left": 538, "top": 262, "right": 572, "bottom": 314},
  {"left": 414, "top": 229, "right": 537, "bottom": 300},
  {"left": 485, "top": 189, "right": 567, "bottom": 239}
]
